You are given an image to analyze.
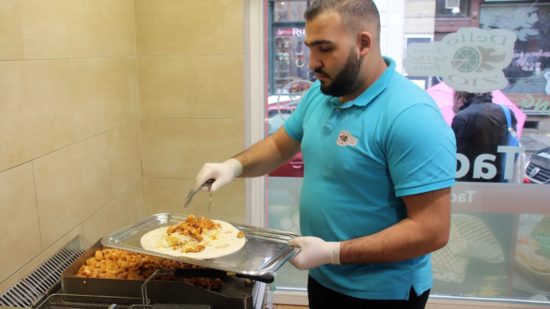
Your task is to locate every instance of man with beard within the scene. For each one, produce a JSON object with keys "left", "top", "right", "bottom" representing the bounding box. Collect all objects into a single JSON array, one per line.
[{"left": 193, "top": 1, "right": 456, "bottom": 308}]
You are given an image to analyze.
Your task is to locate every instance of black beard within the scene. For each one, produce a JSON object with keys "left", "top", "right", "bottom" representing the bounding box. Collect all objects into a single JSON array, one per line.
[{"left": 318, "top": 49, "right": 362, "bottom": 97}]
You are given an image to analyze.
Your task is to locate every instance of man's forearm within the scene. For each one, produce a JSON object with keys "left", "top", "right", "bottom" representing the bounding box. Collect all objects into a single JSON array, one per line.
[
  {"left": 339, "top": 219, "right": 444, "bottom": 264},
  {"left": 233, "top": 138, "right": 285, "bottom": 177},
  {"left": 340, "top": 188, "right": 451, "bottom": 264},
  {"left": 234, "top": 127, "right": 301, "bottom": 178}
]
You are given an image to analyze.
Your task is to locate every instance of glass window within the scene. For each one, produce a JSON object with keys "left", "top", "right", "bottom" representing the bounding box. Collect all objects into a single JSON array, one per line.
[
  {"left": 269, "top": 0, "right": 312, "bottom": 95},
  {"left": 273, "top": 0, "right": 308, "bottom": 22},
  {"left": 266, "top": 0, "right": 311, "bottom": 293},
  {"left": 480, "top": 4, "right": 550, "bottom": 95},
  {"left": 436, "top": 0, "right": 470, "bottom": 17},
  {"left": 264, "top": 0, "right": 550, "bottom": 305}
]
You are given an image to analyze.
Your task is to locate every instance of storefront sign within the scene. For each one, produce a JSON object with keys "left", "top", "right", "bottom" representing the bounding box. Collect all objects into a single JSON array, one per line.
[
  {"left": 404, "top": 28, "right": 517, "bottom": 93},
  {"left": 456, "top": 146, "right": 523, "bottom": 181},
  {"left": 515, "top": 94, "right": 550, "bottom": 115},
  {"left": 274, "top": 27, "right": 304, "bottom": 37},
  {"left": 451, "top": 189, "right": 477, "bottom": 204},
  {"left": 451, "top": 182, "right": 550, "bottom": 214}
]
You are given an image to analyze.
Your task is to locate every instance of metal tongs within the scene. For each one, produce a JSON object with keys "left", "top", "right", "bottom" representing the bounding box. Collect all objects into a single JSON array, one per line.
[{"left": 184, "top": 178, "right": 214, "bottom": 208}]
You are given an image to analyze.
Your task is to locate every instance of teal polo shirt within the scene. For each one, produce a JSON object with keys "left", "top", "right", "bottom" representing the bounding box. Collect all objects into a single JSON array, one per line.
[{"left": 284, "top": 57, "right": 456, "bottom": 300}]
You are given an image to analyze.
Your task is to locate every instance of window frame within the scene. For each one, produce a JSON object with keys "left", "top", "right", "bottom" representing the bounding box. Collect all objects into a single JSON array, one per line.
[{"left": 435, "top": 0, "right": 481, "bottom": 35}]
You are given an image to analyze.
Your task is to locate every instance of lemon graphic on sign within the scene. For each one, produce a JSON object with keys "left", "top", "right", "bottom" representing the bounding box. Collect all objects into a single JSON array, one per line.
[{"left": 452, "top": 46, "right": 482, "bottom": 73}]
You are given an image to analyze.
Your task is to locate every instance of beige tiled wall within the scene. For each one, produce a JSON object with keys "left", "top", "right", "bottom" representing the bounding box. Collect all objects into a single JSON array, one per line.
[
  {"left": 136, "top": 0, "right": 246, "bottom": 223},
  {"left": 0, "top": 0, "right": 246, "bottom": 292},
  {"left": 0, "top": 0, "right": 142, "bottom": 291}
]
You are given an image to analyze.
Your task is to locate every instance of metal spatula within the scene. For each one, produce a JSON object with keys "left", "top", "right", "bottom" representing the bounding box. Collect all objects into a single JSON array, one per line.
[{"left": 184, "top": 179, "right": 214, "bottom": 208}]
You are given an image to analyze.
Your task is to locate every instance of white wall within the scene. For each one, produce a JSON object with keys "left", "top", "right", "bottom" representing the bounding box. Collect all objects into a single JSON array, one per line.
[{"left": 375, "top": 0, "right": 406, "bottom": 73}]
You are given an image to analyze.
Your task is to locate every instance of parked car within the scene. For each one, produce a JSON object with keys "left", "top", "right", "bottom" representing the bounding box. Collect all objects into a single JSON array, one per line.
[
  {"left": 266, "top": 95, "right": 297, "bottom": 135},
  {"left": 266, "top": 94, "right": 304, "bottom": 177},
  {"left": 525, "top": 146, "right": 550, "bottom": 184},
  {"left": 269, "top": 152, "right": 304, "bottom": 177}
]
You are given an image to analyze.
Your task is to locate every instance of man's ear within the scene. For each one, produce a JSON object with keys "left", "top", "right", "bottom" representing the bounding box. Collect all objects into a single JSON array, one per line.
[{"left": 357, "top": 32, "right": 372, "bottom": 56}]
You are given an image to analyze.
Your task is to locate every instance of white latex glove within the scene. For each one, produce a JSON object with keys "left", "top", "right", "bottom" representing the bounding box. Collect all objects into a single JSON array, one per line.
[
  {"left": 288, "top": 236, "right": 341, "bottom": 270},
  {"left": 195, "top": 158, "right": 243, "bottom": 192}
]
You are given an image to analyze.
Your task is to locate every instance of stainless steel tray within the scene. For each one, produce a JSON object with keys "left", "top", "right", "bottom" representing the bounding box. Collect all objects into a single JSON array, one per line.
[{"left": 101, "top": 213, "right": 299, "bottom": 283}]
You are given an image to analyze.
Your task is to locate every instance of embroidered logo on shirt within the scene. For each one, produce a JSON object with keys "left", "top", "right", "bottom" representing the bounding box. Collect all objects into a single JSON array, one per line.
[{"left": 336, "top": 131, "right": 357, "bottom": 147}]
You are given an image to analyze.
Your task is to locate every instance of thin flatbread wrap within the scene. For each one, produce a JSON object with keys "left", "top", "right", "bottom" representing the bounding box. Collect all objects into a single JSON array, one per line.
[{"left": 141, "top": 217, "right": 246, "bottom": 259}]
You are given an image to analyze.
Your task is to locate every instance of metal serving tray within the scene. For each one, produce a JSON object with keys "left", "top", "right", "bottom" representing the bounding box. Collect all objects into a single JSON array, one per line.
[{"left": 101, "top": 213, "right": 299, "bottom": 283}]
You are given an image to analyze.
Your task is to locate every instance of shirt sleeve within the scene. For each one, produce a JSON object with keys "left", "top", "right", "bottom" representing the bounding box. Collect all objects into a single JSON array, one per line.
[{"left": 386, "top": 102, "right": 457, "bottom": 197}]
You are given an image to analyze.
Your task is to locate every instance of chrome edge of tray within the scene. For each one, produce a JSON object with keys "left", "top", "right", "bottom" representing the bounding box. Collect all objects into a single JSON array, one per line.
[{"left": 101, "top": 213, "right": 299, "bottom": 279}]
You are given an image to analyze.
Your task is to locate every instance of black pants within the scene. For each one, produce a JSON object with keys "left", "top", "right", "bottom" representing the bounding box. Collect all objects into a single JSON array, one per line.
[{"left": 307, "top": 276, "right": 430, "bottom": 309}]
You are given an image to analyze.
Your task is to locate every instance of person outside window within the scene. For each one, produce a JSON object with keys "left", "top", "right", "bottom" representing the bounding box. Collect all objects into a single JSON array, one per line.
[
  {"left": 193, "top": 1, "right": 456, "bottom": 308},
  {"left": 451, "top": 91, "right": 519, "bottom": 182}
]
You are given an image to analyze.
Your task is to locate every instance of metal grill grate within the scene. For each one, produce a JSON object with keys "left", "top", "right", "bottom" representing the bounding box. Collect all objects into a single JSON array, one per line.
[
  {"left": 0, "top": 236, "right": 90, "bottom": 307},
  {"left": 35, "top": 294, "right": 144, "bottom": 309}
]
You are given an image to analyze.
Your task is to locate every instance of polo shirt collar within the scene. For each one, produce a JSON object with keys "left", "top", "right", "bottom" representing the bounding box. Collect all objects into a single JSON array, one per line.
[{"left": 327, "top": 56, "right": 395, "bottom": 110}]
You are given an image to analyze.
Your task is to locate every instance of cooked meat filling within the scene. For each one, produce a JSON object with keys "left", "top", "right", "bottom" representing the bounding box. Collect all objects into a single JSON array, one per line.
[
  {"left": 75, "top": 248, "right": 222, "bottom": 290},
  {"left": 165, "top": 214, "right": 221, "bottom": 253}
]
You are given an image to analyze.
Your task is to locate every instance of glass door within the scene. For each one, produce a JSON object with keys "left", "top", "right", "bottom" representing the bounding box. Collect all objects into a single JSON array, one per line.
[{"left": 266, "top": 0, "right": 311, "bottom": 293}]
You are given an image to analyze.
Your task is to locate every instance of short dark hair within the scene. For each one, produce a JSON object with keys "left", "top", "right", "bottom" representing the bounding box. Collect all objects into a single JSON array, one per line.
[
  {"left": 304, "top": 0, "right": 380, "bottom": 39},
  {"left": 455, "top": 91, "right": 493, "bottom": 105}
]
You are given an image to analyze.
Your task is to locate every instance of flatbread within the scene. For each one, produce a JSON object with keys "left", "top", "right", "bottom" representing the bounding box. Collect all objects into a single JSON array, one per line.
[{"left": 141, "top": 220, "right": 246, "bottom": 259}]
